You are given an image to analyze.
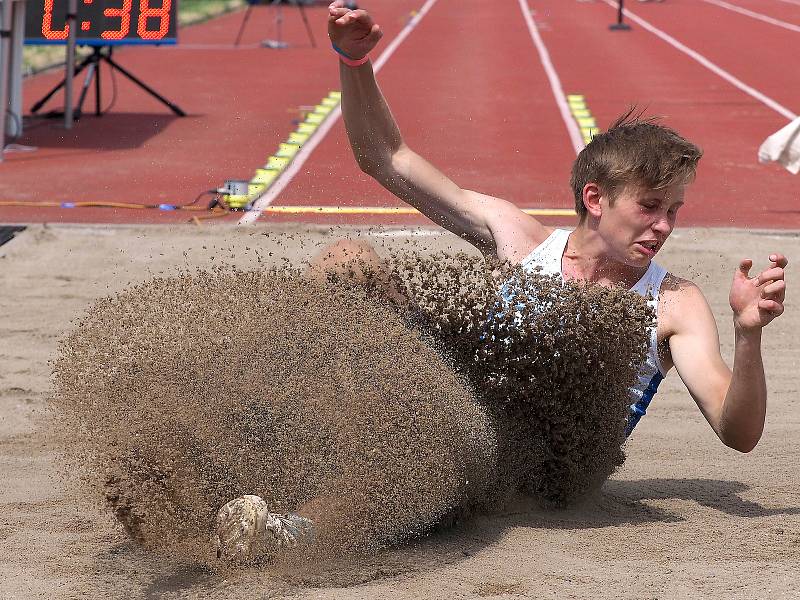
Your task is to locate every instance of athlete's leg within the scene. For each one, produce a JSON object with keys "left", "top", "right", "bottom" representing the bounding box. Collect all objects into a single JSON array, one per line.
[{"left": 306, "top": 238, "right": 408, "bottom": 305}]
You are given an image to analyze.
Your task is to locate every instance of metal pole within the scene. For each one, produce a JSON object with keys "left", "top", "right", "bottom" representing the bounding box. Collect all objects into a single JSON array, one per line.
[
  {"left": 261, "top": 0, "right": 288, "bottom": 49},
  {"left": 0, "top": 0, "right": 12, "bottom": 162},
  {"left": 65, "top": 0, "right": 77, "bottom": 128},
  {"left": 609, "top": 0, "right": 631, "bottom": 31}
]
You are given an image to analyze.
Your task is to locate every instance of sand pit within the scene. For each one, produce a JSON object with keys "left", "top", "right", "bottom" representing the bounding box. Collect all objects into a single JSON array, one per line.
[{"left": 1, "top": 224, "right": 799, "bottom": 599}]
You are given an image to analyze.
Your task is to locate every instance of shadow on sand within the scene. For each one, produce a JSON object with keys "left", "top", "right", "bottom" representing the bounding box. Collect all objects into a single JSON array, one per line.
[
  {"left": 496, "top": 477, "right": 800, "bottom": 530},
  {"left": 100, "top": 477, "right": 800, "bottom": 597}
]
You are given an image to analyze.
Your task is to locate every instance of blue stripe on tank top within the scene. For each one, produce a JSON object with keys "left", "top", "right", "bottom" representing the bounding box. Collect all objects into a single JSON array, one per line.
[{"left": 625, "top": 370, "right": 664, "bottom": 437}]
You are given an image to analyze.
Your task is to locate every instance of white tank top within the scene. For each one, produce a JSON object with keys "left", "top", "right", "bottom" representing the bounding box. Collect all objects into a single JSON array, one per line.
[{"left": 519, "top": 229, "right": 667, "bottom": 436}]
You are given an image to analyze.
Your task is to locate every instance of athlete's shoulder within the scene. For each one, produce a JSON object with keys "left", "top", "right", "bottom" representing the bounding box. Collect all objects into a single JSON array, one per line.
[
  {"left": 660, "top": 272, "right": 696, "bottom": 293},
  {"left": 659, "top": 273, "right": 714, "bottom": 334},
  {"left": 476, "top": 193, "right": 555, "bottom": 262}
]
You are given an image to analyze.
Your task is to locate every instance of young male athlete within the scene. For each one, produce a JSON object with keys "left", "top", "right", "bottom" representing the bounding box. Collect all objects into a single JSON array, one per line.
[
  {"left": 323, "top": 0, "right": 788, "bottom": 449},
  {"left": 212, "top": 1, "right": 788, "bottom": 559}
]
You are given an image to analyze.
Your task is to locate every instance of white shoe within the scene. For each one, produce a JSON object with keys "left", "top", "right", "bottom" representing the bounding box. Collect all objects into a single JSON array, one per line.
[{"left": 213, "top": 494, "right": 315, "bottom": 560}]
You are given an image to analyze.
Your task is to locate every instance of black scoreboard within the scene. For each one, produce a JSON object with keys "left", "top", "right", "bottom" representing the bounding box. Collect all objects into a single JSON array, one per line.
[{"left": 25, "top": 0, "right": 177, "bottom": 45}]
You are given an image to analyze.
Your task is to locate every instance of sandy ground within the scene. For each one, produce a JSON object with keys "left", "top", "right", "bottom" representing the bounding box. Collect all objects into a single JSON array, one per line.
[{"left": 0, "top": 223, "right": 798, "bottom": 599}]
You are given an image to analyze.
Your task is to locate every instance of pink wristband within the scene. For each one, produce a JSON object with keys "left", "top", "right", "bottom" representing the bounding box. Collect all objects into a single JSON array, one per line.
[
  {"left": 339, "top": 54, "right": 369, "bottom": 67},
  {"left": 332, "top": 43, "right": 369, "bottom": 67}
]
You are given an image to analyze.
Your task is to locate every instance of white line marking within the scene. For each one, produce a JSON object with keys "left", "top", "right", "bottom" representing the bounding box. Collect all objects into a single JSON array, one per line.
[
  {"left": 517, "top": 0, "right": 585, "bottom": 155},
  {"left": 775, "top": 0, "right": 800, "bottom": 7},
  {"left": 239, "top": 0, "right": 440, "bottom": 225},
  {"left": 601, "top": 0, "right": 798, "bottom": 121},
  {"left": 371, "top": 228, "right": 446, "bottom": 237},
  {"left": 702, "top": 0, "right": 800, "bottom": 33}
]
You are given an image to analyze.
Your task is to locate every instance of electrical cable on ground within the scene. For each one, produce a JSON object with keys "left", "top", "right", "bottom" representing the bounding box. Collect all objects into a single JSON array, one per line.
[{"left": 0, "top": 189, "right": 236, "bottom": 223}]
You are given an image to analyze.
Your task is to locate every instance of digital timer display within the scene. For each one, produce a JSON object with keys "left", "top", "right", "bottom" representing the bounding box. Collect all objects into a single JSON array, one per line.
[{"left": 25, "top": 0, "right": 177, "bottom": 45}]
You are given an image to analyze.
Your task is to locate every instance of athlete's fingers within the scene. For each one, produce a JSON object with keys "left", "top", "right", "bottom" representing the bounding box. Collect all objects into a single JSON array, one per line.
[
  {"left": 366, "top": 23, "right": 383, "bottom": 44},
  {"left": 337, "top": 8, "right": 373, "bottom": 27},
  {"left": 758, "top": 298, "right": 784, "bottom": 316},
  {"left": 755, "top": 266, "right": 785, "bottom": 286},
  {"left": 769, "top": 253, "right": 788, "bottom": 269},
  {"left": 762, "top": 280, "right": 786, "bottom": 299},
  {"left": 737, "top": 259, "right": 753, "bottom": 279},
  {"left": 329, "top": 0, "right": 345, "bottom": 10},
  {"left": 335, "top": 11, "right": 365, "bottom": 26}
]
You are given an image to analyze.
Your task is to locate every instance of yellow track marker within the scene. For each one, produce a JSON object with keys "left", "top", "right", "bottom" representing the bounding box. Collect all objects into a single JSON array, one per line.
[
  {"left": 288, "top": 132, "right": 309, "bottom": 145},
  {"left": 297, "top": 123, "right": 317, "bottom": 134},
  {"left": 224, "top": 90, "right": 344, "bottom": 213},
  {"left": 248, "top": 183, "right": 266, "bottom": 194},
  {"left": 266, "top": 156, "right": 291, "bottom": 170},
  {"left": 252, "top": 168, "right": 279, "bottom": 185},
  {"left": 305, "top": 113, "right": 325, "bottom": 125},
  {"left": 276, "top": 143, "right": 300, "bottom": 159},
  {"left": 568, "top": 94, "right": 601, "bottom": 143}
]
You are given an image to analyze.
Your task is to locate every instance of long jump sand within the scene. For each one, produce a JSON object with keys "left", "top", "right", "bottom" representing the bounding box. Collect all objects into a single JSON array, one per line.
[{"left": 0, "top": 224, "right": 798, "bottom": 599}]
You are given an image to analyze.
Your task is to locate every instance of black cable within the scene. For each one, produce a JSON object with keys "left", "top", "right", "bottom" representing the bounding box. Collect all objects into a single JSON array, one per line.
[
  {"left": 102, "top": 51, "right": 119, "bottom": 115},
  {"left": 184, "top": 189, "right": 219, "bottom": 208}
]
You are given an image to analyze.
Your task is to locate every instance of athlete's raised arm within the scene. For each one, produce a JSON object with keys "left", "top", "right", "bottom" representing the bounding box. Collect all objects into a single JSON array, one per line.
[
  {"left": 327, "top": 2, "right": 547, "bottom": 259},
  {"left": 666, "top": 254, "right": 788, "bottom": 452}
]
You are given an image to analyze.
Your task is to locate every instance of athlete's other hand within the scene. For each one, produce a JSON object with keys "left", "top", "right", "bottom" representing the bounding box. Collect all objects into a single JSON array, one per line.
[
  {"left": 328, "top": 1, "right": 383, "bottom": 61},
  {"left": 729, "top": 253, "right": 788, "bottom": 331}
]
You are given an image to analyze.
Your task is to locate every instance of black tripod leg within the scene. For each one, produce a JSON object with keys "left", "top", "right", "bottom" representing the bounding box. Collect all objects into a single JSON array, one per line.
[
  {"left": 235, "top": 4, "right": 254, "bottom": 46},
  {"left": 298, "top": 4, "right": 316, "bottom": 48},
  {"left": 29, "top": 57, "right": 91, "bottom": 114},
  {"left": 103, "top": 55, "right": 186, "bottom": 116}
]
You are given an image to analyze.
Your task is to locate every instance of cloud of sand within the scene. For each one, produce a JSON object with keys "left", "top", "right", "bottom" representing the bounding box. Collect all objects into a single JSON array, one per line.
[
  {"left": 51, "top": 252, "right": 652, "bottom": 569},
  {"left": 52, "top": 266, "right": 497, "bottom": 566}
]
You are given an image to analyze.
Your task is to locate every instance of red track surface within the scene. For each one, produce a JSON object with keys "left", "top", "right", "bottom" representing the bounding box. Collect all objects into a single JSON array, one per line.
[
  {"left": 1, "top": 0, "right": 799, "bottom": 228},
  {"left": 276, "top": 0, "right": 577, "bottom": 227}
]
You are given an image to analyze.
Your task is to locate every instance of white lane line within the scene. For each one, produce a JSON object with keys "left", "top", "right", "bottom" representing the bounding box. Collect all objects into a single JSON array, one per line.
[
  {"left": 601, "top": 0, "right": 798, "bottom": 121},
  {"left": 518, "top": 0, "right": 585, "bottom": 155},
  {"left": 702, "top": 0, "right": 800, "bottom": 33},
  {"left": 239, "top": 0, "right": 440, "bottom": 225},
  {"left": 775, "top": 0, "right": 800, "bottom": 7}
]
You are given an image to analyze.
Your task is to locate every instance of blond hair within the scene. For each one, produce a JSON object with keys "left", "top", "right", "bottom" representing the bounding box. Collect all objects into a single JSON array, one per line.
[{"left": 570, "top": 109, "right": 703, "bottom": 218}]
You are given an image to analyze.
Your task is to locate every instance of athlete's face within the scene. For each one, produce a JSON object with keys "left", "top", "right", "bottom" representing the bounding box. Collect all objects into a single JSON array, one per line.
[{"left": 598, "top": 183, "right": 686, "bottom": 267}]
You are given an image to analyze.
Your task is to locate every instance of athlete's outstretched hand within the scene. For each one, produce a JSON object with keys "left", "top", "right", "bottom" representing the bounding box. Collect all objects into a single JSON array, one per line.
[
  {"left": 729, "top": 253, "right": 788, "bottom": 331},
  {"left": 328, "top": 1, "right": 383, "bottom": 60}
]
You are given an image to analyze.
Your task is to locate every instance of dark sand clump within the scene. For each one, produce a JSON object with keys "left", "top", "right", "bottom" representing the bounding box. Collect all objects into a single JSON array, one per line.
[
  {"left": 52, "top": 251, "right": 652, "bottom": 572},
  {"left": 389, "top": 252, "right": 653, "bottom": 506}
]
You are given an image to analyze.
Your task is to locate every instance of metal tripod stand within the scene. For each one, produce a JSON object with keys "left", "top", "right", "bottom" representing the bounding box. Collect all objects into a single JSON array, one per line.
[
  {"left": 235, "top": 0, "right": 317, "bottom": 49},
  {"left": 30, "top": 46, "right": 186, "bottom": 119}
]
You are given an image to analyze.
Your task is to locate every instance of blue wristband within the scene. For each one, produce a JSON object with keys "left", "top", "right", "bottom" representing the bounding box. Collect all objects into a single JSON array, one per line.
[{"left": 332, "top": 42, "right": 355, "bottom": 60}]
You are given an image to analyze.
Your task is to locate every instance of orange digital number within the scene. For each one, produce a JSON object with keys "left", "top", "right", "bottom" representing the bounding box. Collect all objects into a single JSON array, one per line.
[
  {"left": 42, "top": 0, "right": 69, "bottom": 40},
  {"left": 137, "top": 0, "right": 171, "bottom": 40},
  {"left": 102, "top": 0, "right": 132, "bottom": 40}
]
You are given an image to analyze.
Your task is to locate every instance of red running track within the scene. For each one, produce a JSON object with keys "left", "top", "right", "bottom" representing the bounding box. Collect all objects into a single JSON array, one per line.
[
  {"left": 0, "top": 0, "right": 419, "bottom": 224},
  {"left": 273, "top": 0, "right": 578, "bottom": 228},
  {"left": 2, "top": 0, "right": 799, "bottom": 228},
  {"left": 262, "top": 0, "right": 800, "bottom": 228},
  {"left": 519, "top": 0, "right": 800, "bottom": 228}
]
